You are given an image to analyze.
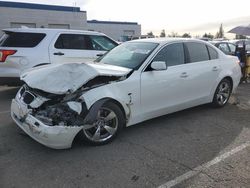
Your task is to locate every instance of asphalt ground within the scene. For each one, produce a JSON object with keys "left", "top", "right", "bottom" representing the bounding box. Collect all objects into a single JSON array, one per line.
[{"left": 0, "top": 84, "right": 249, "bottom": 188}]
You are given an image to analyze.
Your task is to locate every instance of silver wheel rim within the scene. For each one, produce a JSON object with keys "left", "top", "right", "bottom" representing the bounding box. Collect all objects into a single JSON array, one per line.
[
  {"left": 216, "top": 81, "right": 231, "bottom": 105},
  {"left": 83, "top": 107, "right": 118, "bottom": 142}
]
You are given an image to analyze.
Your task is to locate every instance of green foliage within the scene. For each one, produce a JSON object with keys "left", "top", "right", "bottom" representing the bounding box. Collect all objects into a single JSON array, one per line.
[
  {"left": 203, "top": 33, "right": 214, "bottom": 39},
  {"left": 160, "top": 29, "right": 166, "bottom": 37},
  {"left": 147, "top": 31, "right": 154, "bottom": 37},
  {"left": 182, "top": 33, "right": 191, "bottom": 38},
  {"left": 168, "top": 32, "right": 179, "bottom": 37},
  {"left": 215, "top": 24, "right": 224, "bottom": 38}
]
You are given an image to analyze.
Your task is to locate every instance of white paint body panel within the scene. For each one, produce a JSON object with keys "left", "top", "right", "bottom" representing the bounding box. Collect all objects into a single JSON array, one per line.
[
  {"left": 21, "top": 62, "right": 131, "bottom": 95},
  {"left": 11, "top": 38, "right": 242, "bottom": 149}
]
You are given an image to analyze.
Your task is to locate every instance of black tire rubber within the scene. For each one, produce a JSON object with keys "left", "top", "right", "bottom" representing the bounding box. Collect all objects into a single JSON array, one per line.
[
  {"left": 82, "top": 101, "right": 125, "bottom": 145},
  {"left": 212, "top": 78, "right": 232, "bottom": 108}
]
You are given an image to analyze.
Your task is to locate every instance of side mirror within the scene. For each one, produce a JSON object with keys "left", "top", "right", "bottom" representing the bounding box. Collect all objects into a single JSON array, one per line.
[{"left": 151, "top": 61, "right": 167, "bottom": 71}]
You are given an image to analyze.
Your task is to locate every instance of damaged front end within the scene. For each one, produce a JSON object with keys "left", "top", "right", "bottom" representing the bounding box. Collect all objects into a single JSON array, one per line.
[
  {"left": 11, "top": 85, "right": 88, "bottom": 149},
  {"left": 11, "top": 63, "right": 132, "bottom": 149},
  {"left": 11, "top": 70, "right": 131, "bottom": 149}
]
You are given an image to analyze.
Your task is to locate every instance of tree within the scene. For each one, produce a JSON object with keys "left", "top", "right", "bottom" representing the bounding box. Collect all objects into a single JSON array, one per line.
[
  {"left": 168, "top": 32, "right": 179, "bottom": 37},
  {"left": 160, "top": 29, "right": 166, "bottom": 37},
  {"left": 147, "top": 31, "right": 154, "bottom": 37},
  {"left": 215, "top": 24, "right": 224, "bottom": 38},
  {"left": 182, "top": 33, "right": 191, "bottom": 38},
  {"left": 203, "top": 33, "right": 214, "bottom": 39}
]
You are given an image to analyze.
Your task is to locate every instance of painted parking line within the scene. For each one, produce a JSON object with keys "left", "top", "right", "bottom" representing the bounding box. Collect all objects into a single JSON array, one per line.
[
  {"left": 158, "top": 141, "right": 250, "bottom": 188},
  {"left": 0, "top": 110, "right": 10, "bottom": 114}
]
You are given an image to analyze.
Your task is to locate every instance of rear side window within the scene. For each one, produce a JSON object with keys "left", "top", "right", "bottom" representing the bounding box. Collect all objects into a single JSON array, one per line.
[
  {"left": 186, "top": 42, "right": 209, "bottom": 63},
  {"left": 207, "top": 46, "right": 218, "bottom": 59},
  {"left": 0, "top": 32, "right": 46, "bottom": 47},
  {"left": 55, "top": 34, "right": 90, "bottom": 49},
  {"left": 153, "top": 43, "right": 185, "bottom": 67}
]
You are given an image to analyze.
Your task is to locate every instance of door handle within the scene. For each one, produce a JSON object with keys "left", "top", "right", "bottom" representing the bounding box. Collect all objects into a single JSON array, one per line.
[
  {"left": 180, "top": 72, "right": 188, "bottom": 78},
  {"left": 96, "top": 53, "right": 104, "bottom": 57},
  {"left": 212, "top": 66, "right": 218, "bottom": 71},
  {"left": 53, "top": 52, "right": 64, "bottom": 56}
]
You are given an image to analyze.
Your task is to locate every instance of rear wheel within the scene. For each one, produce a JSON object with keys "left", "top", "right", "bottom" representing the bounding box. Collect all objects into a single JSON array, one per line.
[
  {"left": 212, "top": 78, "right": 232, "bottom": 107},
  {"left": 82, "top": 102, "right": 125, "bottom": 145}
]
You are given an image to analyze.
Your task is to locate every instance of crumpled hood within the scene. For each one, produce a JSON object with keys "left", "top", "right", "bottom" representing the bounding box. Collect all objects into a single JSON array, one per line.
[{"left": 21, "top": 62, "right": 132, "bottom": 94}]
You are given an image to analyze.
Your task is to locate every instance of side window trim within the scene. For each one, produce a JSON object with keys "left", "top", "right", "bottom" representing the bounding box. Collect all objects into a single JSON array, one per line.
[
  {"left": 183, "top": 42, "right": 190, "bottom": 63},
  {"left": 206, "top": 45, "right": 211, "bottom": 60}
]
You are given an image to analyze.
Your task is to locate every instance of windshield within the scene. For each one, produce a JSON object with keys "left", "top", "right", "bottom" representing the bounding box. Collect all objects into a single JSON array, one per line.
[{"left": 96, "top": 42, "right": 158, "bottom": 69}]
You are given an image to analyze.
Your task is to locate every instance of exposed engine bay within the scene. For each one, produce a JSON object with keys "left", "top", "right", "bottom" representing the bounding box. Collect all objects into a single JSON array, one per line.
[{"left": 19, "top": 73, "right": 128, "bottom": 127}]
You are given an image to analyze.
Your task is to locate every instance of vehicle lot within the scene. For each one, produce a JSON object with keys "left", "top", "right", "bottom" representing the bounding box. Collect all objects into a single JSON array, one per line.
[{"left": 0, "top": 84, "right": 249, "bottom": 188}]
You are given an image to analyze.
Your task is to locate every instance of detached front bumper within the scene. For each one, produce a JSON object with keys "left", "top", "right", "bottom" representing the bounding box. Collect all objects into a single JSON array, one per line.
[{"left": 11, "top": 99, "right": 83, "bottom": 149}]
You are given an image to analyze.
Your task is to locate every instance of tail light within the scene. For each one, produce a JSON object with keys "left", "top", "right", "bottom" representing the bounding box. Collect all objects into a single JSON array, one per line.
[{"left": 0, "top": 50, "right": 17, "bottom": 62}]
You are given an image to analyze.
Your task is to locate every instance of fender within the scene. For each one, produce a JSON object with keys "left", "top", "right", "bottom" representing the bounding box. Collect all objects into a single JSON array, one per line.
[{"left": 80, "top": 84, "right": 133, "bottom": 124}]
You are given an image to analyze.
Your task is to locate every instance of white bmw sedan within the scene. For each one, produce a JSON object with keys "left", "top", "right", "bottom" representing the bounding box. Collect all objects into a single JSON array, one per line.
[{"left": 11, "top": 38, "right": 242, "bottom": 149}]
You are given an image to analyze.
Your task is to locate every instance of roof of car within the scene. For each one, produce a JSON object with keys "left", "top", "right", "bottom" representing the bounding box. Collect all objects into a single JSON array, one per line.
[
  {"left": 129, "top": 37, "right": 208, "bottom": 44},
  {"left": 2, "top": 28, "right": 104, "bottom": 35}
]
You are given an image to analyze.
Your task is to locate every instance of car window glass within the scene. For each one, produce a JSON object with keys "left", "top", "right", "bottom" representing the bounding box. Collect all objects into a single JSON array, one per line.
[
  {"left": 186, "top": 42, "right": 209, "bottom": 63},
  {"left": 55, "top": 34, "right": 92, "bottom": 50},
  {"left": 97, "top": 42, "right": 158, "bottom": 69},
  {"left": 207, "top": 46, "right": 218, "bottom": 60},
  {"left": 89, "top": 35, "right": 117, "bottom": 51},
  {"left": 153, "top": 43, "right": 184, "bottom": 67},
  {"left": 0, "top": 32, "right": 46, "bottom": 47},
  {"left": 218, "top": 43, "right": 230, "bottom": 54},
  {"left": 228, "top": 43, "right": 236, "bottom": 53}
]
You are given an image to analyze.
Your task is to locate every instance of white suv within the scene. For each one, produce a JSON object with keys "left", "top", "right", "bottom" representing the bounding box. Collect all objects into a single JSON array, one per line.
[{"left": 0, "top": 28, "right": 118, "bottom": 86}]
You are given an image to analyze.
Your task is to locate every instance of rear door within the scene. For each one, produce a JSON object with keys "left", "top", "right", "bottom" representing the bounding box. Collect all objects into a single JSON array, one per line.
[
  {"left": 183, "top": 42, "right": 221, "bottom": 102},
  {"left": 49, "top": 33, "right": 117, "bottom": 64}
]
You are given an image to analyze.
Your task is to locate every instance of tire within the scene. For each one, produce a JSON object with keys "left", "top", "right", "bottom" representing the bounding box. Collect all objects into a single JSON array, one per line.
[
  {"left": 82, "top": 101, "right": 125, "bottom": 145},
  {"left": 212, "top": 78, "right": 232, "bottom": 108}
]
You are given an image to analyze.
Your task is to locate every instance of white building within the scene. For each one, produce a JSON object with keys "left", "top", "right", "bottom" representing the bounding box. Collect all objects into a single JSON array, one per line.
[
  {"left": 0, "top": 1, "right": 141, "bottom": 40},
  {"left": 0, "top": 1, "right": 87, "bottom": 34},
  {"left": 87, "top": 20, "right": 141, "bottom": 41}
]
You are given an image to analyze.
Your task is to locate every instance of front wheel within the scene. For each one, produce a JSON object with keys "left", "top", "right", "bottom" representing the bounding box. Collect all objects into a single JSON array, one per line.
[
  {"left": 212, "top": 78, "right": 232, "bottom": 108},
  {"left": 82, "top": 102, "right": 125, "bottom": 145}
]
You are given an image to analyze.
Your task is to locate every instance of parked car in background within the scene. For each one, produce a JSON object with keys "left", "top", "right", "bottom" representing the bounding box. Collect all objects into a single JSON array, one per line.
[
  {"left": 210, "top": 41, "right": 236, "bottom": 56},
  {"left": 0, "top": 28, "right": 118, "bottom": 86},
  {"left": 11, "top": 38, "right": 242, "bottom": 149}
]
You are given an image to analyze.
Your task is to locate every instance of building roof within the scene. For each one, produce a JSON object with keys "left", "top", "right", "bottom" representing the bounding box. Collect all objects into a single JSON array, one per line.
[
  {"left": 87, "top": 20, "right": 139, "bottom": 25},
  {"left": 0, "top": 1, "right": 86, "bottom": 12}
]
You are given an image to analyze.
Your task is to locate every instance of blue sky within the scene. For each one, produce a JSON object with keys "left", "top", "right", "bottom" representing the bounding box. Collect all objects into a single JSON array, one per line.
[{"left": 3, "top": 0, "right": 250, "bottom": 37}]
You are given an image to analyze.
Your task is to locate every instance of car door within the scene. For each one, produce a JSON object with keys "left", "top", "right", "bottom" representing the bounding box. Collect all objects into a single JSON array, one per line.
[
  {"left": 49, "top": 33, "right": 117, "bottom": 64},
  {"left": 140, "top": 42, "right": 190, "bottom": 119},
  {"left": 183, "top": 42, "right": 221, "bottom": 102}
]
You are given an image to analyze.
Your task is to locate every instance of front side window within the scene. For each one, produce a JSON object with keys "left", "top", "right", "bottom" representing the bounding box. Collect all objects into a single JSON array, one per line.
[
  {"left": 89, "top": 35, "right": 117, "bottom": 51},
  {"left": 153, "top": 43, "right": 185, "bottom": 67},
  {"left": 96, "top": 42, "right": 158, "bottom": 70},
  {"left": 0, "top": 32, "right": 46, "bottom": 47},
  {"left": 186, "top": 42, "right": 209, "bottom": 63}
]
